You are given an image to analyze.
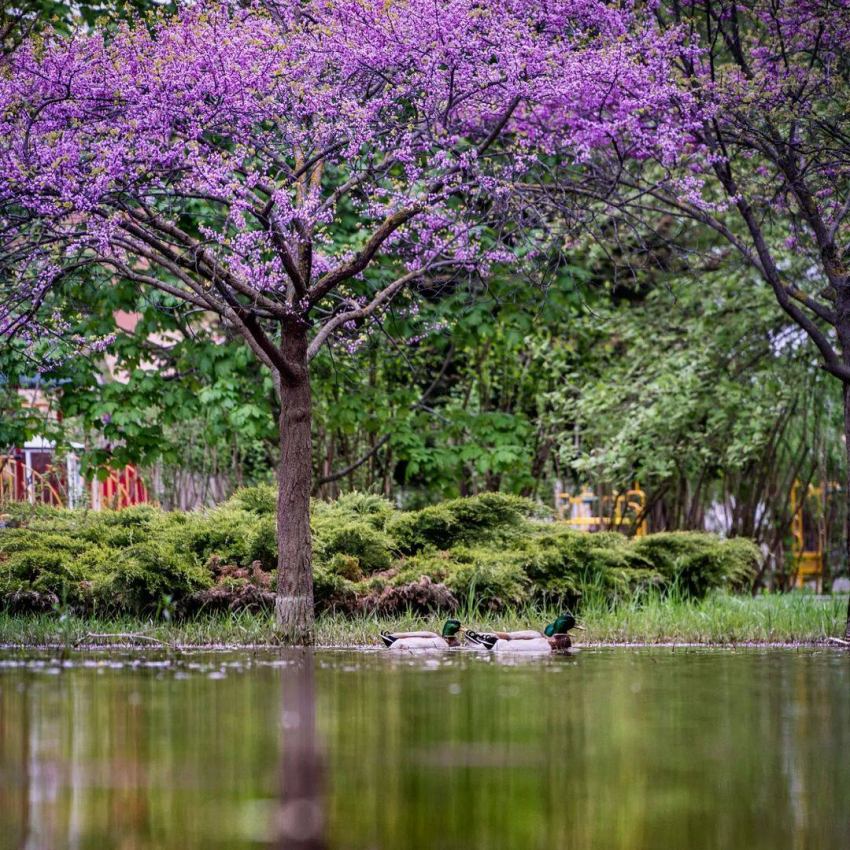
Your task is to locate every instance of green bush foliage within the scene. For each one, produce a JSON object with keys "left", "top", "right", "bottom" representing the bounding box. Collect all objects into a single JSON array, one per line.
[
  {"left": 0, "top": 493, "right": 761, "bottom": 615},
  {"left": 313, "top": 492, "right": 396, "bottom": 530},
  {"left": 388, "top": 492, "right": 545, "bottom": 552},
  {"left": 224, "top": 483, "right": 278, "bottom": 515},
  {"left": 182, "top": 507, "right": 255, "bottom": 568},
  {"left": 104, "top": 540, "right": 211, "bottom": 611},
  {"left": 315, "top": 521, "right": 394, "bottom": 574},
  {"left": 632, "top": 532, "right": 759, "bottom": 596},
  {"left": 247, "top": 515, "right": 278, "bottom": 572}
]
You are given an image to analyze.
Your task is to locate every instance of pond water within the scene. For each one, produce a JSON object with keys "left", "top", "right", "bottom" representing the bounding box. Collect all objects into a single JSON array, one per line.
[{"left": 0, "top": 647, "right": 848, "bottom": 849}]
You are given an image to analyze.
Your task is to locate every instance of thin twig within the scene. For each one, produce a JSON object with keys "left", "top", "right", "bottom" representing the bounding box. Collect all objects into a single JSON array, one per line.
[{"left": 80, "top": 632, "right": 169, "bottom": 645}]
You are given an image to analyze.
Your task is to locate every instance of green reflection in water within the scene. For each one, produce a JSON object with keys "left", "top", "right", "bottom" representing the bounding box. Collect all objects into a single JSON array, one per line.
[{"left": 0, "top": 648, "right": 848, "bottom": 849}]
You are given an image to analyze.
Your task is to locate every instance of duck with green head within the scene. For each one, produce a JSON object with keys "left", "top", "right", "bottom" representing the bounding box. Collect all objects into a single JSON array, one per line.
[
  {"left": 465, "top": 614, "right": 582, "bottom": 652},
  {"left": 380, "top": 619, "right": 463, "bottom": 650}
]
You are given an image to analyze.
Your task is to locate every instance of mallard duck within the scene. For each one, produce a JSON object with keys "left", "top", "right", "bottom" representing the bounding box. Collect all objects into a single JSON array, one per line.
[
  {"left": 380, "top": 619, "right": 463, "bottom": 650},
  {"left": 465, "top": 614, "right": 582, "bottom": 652}
]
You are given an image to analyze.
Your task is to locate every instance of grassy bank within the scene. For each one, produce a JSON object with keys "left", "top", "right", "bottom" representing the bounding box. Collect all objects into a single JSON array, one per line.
[{"left": 0, "top": 591, "right": 845, "bottom": 649}]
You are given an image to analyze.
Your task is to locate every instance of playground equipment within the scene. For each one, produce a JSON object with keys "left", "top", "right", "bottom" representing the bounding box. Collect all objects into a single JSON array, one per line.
[
  {"left": 1, "top": 439, "right": 149, "bottom": 510},
  {"left": 557, "top": 483, "right": 648, "bottom": 537},
  {"left": 790, "top": 480, "right": 827, "bottom": 591}
]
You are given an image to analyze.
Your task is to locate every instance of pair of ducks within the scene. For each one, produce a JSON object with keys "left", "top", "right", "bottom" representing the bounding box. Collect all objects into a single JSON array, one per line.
[{"left": 380, "top": 615, "right": 582, "bottom": 652}]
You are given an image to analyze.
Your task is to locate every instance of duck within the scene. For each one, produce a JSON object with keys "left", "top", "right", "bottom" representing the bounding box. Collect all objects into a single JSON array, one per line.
[
  {"left": 465, "top": 614, "right": 582, "bottom": 652},
  {"left": 380, "top": 619, "right": 463, "bottom": 650}
]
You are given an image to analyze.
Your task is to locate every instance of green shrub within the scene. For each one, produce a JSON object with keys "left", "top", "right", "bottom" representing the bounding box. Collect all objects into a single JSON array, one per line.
[
  {"left": 312, "top": 562, "right": 358, "bottom": 611},
  {"left": 633, "top": 532, "right": 760, "bottom": 596},
  {"left": 602, "top": 567, "right": 669, "bottom": 598},
  {"left": 0, "top": 502, "right": 68, "bottom": 527},
  {"left": 716, "top": 539, "right": 762, "bottom": 590},
  {"left": 0, "top": 548, "right": 78, "bottom": 592},
  {"left": 96, "top": 505, "right": 163, "bottom": 528},
  {"left": 388, "top": 493, "right": 543, "bottom": 552},
  {"left": 103, "top": 539, "right": 211, "bottom": 611},
  {"left": 0, "top": 528, "right": 114, "bottom": 606},
  {"left": 72, "top": 545, "right": 116, "bottom": 581},
  {"left": 183, "top": 507, "right": 255, "bottom": 568},
  {"left": 251, "top": 501, "right": 396, "bottom": 574},
  {"left": 0, "top": 497, "right": 760, "bottom": 616},
  {"left": 0, "top": 529, "right": 93, "bottom": 557},
  {"left": 248, "top": 515, "right": 277, "bottom": 571},
  {"left": 313, "top": 492, "right": 395, "bottom": 530},
  {"left": 514, "top": 530, "right": 659, "bottom": 600},
  {"left": 389, "top": 547, "right": 530, "bottom": 609},
  {"left": 441, "top": 548, "right": 531, "bottom": 608},
  {"left": 315, "top": 520, "right": 393, "bottom": 574},
  {"left": 392, "top": 550, "right": 456, "bottom": 585},
  {"left": 77, "top": 522, "right": 147, "bottom": 549},
  {"left": 326, "top": 553, "right": 364, "bottom": 582},
  {"left": 225, "top": 484, "right": 278, "bottom": 515}
]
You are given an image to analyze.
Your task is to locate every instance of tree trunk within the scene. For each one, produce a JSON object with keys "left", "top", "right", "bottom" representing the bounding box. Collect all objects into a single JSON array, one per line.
[
  {"left": 840, "top": 301, "right": 850, "bottom": 641},
  {"left": 275, "top": 328, "right": 315, "bottom": 645},
  {"left": 844, "top": 379, "right": 850, "bottom": 641}
]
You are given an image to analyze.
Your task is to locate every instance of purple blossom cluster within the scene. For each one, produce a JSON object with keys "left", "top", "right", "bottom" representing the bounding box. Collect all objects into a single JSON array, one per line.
[
  {"left": 1, "top": 1, "right": 842, "bottom": 370},
  {"left": 0, "top": 0, "right": 697, "bottom": 364}
]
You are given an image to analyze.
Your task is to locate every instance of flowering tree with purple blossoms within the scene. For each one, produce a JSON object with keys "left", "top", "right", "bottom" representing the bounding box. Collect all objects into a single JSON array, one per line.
[{"left": 0, "top": 0, "right": 692, "bottom": 642}]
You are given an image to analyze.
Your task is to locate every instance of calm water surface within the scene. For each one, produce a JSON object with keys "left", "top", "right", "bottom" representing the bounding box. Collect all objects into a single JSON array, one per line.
[{"left": 0, "top": 647, "right": 848, "bottom": 849}]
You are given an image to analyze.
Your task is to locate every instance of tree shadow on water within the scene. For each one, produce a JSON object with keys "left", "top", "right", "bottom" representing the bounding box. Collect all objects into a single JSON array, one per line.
[{"left": 275, "top": 649, "right": 326, "bottom": 849}]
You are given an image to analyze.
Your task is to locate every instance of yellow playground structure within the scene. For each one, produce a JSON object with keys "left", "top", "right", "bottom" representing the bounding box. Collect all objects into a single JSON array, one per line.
[
  {"left": 557, "top": 483, "right": 648, "bottom": 537},
  {"left": 559, "top": 478, "right": 835, "bottom": 588},
  {"left": 790, "top": 480, "right": 827, "bottom": 591}
]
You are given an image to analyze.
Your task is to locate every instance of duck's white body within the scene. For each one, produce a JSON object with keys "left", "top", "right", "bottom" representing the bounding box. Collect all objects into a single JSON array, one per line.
[
  {"left": 389, "top": 636, "right": 451, "bottom": 650},
  {"left": 381, "top": 624, "right": 462, "bottom": 650},
  {"left": 495, "top": 630, "right": 545, "bottom": 640},
  {"left": 492, "top": 637, "right": 555, "bottom": 653}
]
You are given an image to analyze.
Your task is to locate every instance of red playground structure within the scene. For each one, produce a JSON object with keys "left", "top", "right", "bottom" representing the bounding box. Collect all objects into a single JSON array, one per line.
[{"left": 1, "top": 438, "right": 149, "bottom": 510}]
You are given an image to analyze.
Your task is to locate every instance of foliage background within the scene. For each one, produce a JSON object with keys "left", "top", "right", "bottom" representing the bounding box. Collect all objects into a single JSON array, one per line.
[{"left": 0, "top": 0, "right": 844, "bottom": 585}]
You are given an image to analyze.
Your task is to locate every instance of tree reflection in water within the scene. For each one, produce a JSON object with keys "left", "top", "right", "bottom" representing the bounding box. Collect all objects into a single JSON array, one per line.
[{"left": 276, "top": 649, "right": 326, "bottom": 849}]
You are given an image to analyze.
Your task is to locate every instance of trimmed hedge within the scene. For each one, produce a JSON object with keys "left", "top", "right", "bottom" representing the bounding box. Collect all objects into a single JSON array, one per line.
[{"left": 0, "top": 490, "right": 760, "bottom": 615}]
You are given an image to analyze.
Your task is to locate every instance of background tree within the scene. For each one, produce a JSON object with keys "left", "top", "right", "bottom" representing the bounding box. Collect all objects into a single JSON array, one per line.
[
  {"left": 0, "top": 1, "right": 690, "bottom": 641},
  {"left": 1, "top": 0, "right": 171, "bottom": 53},
  {"left": 539, "top": 0, "right": 849, "bottom": 634},
  {"left": 562, "top": 268, "right": 844, "bottom": 581}
]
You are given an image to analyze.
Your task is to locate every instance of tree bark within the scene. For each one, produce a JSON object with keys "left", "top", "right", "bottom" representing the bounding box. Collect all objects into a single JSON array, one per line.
[
  {"left": 839, "top": 300, "right": 850, "bottom": 642},
  {"left": 275, "top": 327, "right": 315, "bottom": 644},
  {"left": 844, "top": 378, "right": 850, "bottom": 641}
]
